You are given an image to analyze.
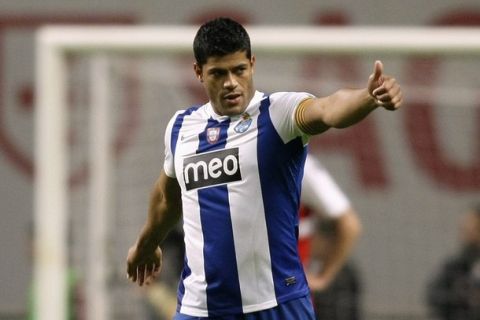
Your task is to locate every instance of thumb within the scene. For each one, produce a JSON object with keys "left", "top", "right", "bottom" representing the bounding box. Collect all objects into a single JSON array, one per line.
[{"left": 371, "top": 60, "right": 384, "bottom": 82}]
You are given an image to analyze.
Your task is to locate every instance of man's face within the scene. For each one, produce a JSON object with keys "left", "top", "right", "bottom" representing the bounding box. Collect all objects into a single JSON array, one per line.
[
  {"left": 460, "top": 211, "right": 480, "bottom": 246},
  {"left": 194, "top": 51, "right": 255, "bottom": 117}
]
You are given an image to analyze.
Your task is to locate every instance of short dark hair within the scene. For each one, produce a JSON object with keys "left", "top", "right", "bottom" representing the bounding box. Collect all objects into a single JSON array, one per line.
[{"left": 193, "top": 17, "right": 251, "bottom": 66}]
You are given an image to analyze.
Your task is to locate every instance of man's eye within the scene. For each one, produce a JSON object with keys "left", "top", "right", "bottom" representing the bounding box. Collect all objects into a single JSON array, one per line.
[
  {"left": 235, "top": 68, "right": 246, "bottom": 75},
  {"left": 210, "top": 70, "right": 225, "bottom": 77}
]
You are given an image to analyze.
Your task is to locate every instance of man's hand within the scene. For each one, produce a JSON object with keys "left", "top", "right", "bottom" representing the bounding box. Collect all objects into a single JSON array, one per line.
[
  {"left": 126, "top": 245, "right": 162, "bottom": 286},
  {"left": 306, "top": 271, "right": 335, "bottom": 292},
  {"left": 368, "top": 60, "right": 403, "bottom": 111}
]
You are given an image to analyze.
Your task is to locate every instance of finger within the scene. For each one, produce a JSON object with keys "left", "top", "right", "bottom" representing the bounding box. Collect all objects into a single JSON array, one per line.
[
  {"left": 381, "top": 97, "right": 401, "bottom": 111},
  {"left": 379, "top": 77, "right": 397, "bottom": 91},
  {"left": 145, "top": 263, "right": 156, "bottom": 285},
  {"left": 148, "top": 263, "right": 155, "bottom": 277},
  {"left": 375, "top": 96, "right": 396, "bottom": 109},
  {"left": 127, "top": 261, "right": 133, "bottom": 278},
  {"left": 152, "top": 262, "right": 161, "bottom": 277},
  {"left": 127, "top": 266, "right": 133, "bottom": 281},
  {"left": 371, "top": 60, "right": 384, "bottom": 82},
  {"left": 383, "top": 104, "right": 397, "bottom": 111},
  {"left": 144, "top": 270, "right": 152, "bottom": 286},
  {"left": 391, "top": 92, "right": 403, "bottom": 108},
  {"left": 372, "top": 78, "right": 395, "bottom": 96},
  {"left": 153, "top": 262, "right": 160, "bottom": 275},
  {"left": 378, "top": 86, "right": 402, "bottom": 103},
  {"left": 128, "top": 264, "right": 138, "bottom": 283},
  {"left": 375, "top": 93, "right": 392, "bottom": 103},
  {"left": 138, "top": 266, "right": 145, "bottom": 286},
  {"left": 374, "top": 86, "right": 399, "bottom": 102},
  {"left": 127, "top": 265, "right": 138, "bottom": 282},
  {"left": 149, "top": 264, "right": 157, "bottom": 285},
  {"left": 372, "top": 86, "right": 387, "bottom": 96}
]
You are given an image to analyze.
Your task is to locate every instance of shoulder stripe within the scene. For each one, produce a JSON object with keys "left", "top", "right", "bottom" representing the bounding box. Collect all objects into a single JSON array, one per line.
[
  {"left": 257, "top": 95, "right": 310, "bottom": 300},
  {"left": 170, "top": 105, "right": 201, "bottom": 159}
]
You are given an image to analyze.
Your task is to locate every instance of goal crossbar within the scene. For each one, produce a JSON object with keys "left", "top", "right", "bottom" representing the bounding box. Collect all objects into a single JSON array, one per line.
[
  {"left": 38, "top": 25, "right": 480, "bottom": 54},
  {"left": 34, "top": 25, "right": 480, "bottom": 320}
]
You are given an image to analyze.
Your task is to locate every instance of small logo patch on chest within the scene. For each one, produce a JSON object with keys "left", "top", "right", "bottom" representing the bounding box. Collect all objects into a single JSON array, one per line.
[
  {"left": 234, "top": 113, "right": 252, "bottom": 133},
  {"left": 206, "top": 127, "right": 220, "bottom": 144}
]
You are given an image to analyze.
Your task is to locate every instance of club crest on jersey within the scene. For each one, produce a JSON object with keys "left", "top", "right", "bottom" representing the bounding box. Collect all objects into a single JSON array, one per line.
[
  {"left": 234, "top": 113, "right": 252, "bottom": 133},
  {"left": 206, "top": 127, "right": 220, "bottom": 144}
]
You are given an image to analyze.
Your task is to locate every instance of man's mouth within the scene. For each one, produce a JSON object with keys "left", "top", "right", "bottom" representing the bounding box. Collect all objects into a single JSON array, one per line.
[
  {"left": 223, "top": 93, "right": 241, "bottom": 101},
  {"left": 224, "top": 93, "right": 242, "bottom": 104}
]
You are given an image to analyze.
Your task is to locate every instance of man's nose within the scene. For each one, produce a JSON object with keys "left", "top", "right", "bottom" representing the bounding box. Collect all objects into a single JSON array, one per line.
[{"left": 224, "top": 72, "right": 238, "bottom": 88}]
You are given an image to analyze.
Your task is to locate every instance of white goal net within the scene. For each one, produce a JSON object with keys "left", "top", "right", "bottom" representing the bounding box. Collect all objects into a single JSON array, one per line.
[{"left": 34, "top": 26, "right": 480, "bottom": 320}]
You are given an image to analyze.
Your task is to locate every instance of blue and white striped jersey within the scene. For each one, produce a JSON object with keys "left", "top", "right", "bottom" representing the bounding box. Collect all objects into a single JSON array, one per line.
[{"left": 163, "top": 90, "right": 313, "bottom": 317}]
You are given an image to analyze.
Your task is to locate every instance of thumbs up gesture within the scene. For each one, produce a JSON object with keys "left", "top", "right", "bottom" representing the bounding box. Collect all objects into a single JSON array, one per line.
[{"left": 367, "top": 60, "right": 403, "bottom": 111}]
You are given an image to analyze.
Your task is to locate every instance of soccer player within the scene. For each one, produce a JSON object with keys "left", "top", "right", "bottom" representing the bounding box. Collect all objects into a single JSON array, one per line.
[
  {"left": 426, "top": 204, "right": 480, "bottom": 319},
  {"left": 126, "top": 17, "right": 402, "bottom": 319},
  {"left": 142, "top": 154, "right": 361, "bottom": 319},
  {"left": 299, "top": 154, "right": 361, "bottom": 292},
  {"left": 300, "top": 155, "right": 363, "bottom": 319}
]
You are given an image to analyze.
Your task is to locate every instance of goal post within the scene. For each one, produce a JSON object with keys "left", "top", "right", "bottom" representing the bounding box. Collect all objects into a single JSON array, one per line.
[{"left": 34, "top": 25, "right": 480, "bottom": 320}]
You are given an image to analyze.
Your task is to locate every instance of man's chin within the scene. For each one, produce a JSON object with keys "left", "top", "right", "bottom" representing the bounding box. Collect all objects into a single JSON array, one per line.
[{"left": 221, "top": 104, "right": 247, "bottom": 117}]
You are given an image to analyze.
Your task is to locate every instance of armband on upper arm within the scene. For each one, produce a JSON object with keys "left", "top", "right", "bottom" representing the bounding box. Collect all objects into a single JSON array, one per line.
[{"left": 294, "top": 98, "right": 318, "bottom": 135}]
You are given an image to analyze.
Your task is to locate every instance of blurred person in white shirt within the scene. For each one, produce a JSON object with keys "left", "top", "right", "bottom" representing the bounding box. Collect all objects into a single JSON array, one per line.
[{"left": 300, "top": 154, "right": 363, "bottom": 319}]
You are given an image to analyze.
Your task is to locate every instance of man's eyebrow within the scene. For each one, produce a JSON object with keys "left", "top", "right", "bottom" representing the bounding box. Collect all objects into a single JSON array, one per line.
[
  {"left": 207, "top": 67, "right": 226, "bottom": 74},
  {"left": 233, "top": 62, "right": 249, "bottom": 68},
  {"left": 208, "top": 62, "right": 249, "bottom": 72}
]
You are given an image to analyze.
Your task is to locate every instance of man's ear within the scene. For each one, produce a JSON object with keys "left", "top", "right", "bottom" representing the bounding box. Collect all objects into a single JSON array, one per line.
[
  {"left": 250, "top": 55, "right": 256, "bottom": 74},
  {"left": 193, "top": 63, "right": 203, "bottom": 82}
]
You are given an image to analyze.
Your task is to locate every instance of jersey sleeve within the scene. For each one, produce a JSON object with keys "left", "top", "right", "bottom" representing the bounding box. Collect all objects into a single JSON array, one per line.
[
  {"left": 268, "top": 91, "right": 315, "bottom": 143},
  {"left": 163, "top": 111, "right": 182, "bottom": 178},
  {"left": 301, "top": 154, "right": 351, "bottom": 218}
]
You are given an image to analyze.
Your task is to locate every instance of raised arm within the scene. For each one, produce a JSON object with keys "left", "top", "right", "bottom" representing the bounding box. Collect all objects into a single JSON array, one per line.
[
  {"left": 295, "top": 60, "right": 403, "bottom": 135},
  {"left": 126, "top": 169, "right": 182, "bottom": 286}
]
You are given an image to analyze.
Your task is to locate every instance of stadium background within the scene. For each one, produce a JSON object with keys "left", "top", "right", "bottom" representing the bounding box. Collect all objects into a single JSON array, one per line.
[{"left": 1, "top": 0, "right": 479, "bottom": 318}]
